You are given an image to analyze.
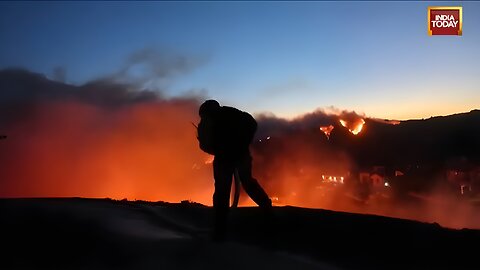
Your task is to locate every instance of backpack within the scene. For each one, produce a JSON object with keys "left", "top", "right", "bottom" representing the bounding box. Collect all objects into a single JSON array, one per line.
[
  {"left": 197, "top": 109, "right": 258, "bottom": 155},
  {"left": 197, "top": 117, "right": 216, "bottom": 155}
]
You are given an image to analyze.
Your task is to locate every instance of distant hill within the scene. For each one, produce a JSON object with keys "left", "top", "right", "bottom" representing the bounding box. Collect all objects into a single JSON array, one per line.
[
  {"left": 254, "top": 109, "right": 480, "bottom": 172},
  {"left": 252, "top": 109, "right": 480, "bottom": 196},
  {"left": 350, "top": 110, "right": 480, "bottom": 169}
]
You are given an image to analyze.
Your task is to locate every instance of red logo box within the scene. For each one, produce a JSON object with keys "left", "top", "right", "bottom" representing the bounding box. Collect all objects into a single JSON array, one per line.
[{"left": 428, "top": 7, "right": 462, "bottom": 36}]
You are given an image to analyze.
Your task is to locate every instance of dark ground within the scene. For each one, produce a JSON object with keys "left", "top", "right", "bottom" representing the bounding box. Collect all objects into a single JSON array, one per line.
[{"left": 0, "top": 198, "right": 478, "bottom": 270}]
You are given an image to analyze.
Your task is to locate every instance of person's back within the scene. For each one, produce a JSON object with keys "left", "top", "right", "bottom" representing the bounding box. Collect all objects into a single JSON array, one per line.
[
  {"left": 210, "top": 106, "right": 257, "bottom": 158},
  {"left": 197, "top": 102, "right": 256, "bottom": 156}
]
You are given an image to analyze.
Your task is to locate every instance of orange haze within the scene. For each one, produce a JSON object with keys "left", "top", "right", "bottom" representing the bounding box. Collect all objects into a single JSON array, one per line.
[{"left": 0, "top": 100, "right": 214, "bottom": 203}]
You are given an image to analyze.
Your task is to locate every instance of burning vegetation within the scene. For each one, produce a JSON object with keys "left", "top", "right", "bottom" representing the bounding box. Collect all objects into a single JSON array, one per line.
[
  {"left": 339, "top": 118, "right": 365, "bottom": 135},
  {"left": 319, "top": 125, "right": 334, "bottom": 140}
]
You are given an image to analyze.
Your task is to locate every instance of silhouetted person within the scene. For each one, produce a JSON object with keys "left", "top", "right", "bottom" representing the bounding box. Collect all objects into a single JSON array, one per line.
[{"left": 197, "top": 100, "right": 272, "bottom": 241}]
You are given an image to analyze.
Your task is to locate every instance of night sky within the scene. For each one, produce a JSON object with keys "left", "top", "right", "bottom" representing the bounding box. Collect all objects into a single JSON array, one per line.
[{"left": 1, "top": 1, "right": 479, "bottom": 120}]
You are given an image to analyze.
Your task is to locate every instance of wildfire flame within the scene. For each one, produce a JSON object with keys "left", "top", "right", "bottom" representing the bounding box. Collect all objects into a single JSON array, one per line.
[
  {"left": 319, "top": 125, "right": 334, "bottom": 140},
  {"left": 339, "top": 118, "right": 365, "bottom": 135}
]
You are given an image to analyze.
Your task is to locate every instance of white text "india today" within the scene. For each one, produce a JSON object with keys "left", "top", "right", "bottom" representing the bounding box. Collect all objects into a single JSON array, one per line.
[{"left": 431, "top": 15, "right": 458, "bottom": 28}]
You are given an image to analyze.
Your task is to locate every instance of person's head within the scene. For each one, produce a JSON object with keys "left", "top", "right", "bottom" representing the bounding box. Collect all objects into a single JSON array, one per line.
[{"left": 199, "top": 99, "right": 220, "bottom": 118}]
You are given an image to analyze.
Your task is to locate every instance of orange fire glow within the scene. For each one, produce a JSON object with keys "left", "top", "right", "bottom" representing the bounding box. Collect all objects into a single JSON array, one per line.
[
  {"left": 0, "top": 100, "right": 214, "bottom": 204},
  {"left": 319, "top": 125, "right": 334, "bottom": 140},
  {"left": 339, "top": 118, "right": 365, "bottom": 135}
]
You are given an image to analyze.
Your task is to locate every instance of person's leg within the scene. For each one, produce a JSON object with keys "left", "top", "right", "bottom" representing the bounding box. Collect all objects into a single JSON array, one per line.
[
  {"left": 237, "top": 151, "right": 276, "bottom": 248},
  {"left": 212, "top": 156, "right": 235, "bottom": 240},
  {"left": 236, "top": 151, "right": 272, "bottom": 208}
]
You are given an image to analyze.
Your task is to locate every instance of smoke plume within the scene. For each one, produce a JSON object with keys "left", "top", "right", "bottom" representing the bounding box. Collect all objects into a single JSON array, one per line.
[{"left": 0, "top": 49, "right": 214, "bottom": 203}]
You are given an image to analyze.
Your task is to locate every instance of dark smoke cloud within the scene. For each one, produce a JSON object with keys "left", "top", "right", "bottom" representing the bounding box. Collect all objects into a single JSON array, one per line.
[
  {"left": 124, "top": 47, "right": 204, "bottom": 77},
  {"left": 0, "top": 68, "right": 163, "bottom": 127},
  {"left": 113, "top": 47, "right": 207, "bottom": 89},
  {"left": 0, "top": 69, "right": 158, "bottom": 105},
  {"left": 0, "top": 47, "right": 209, "bottom": 126},
  {"left": 0, "top": 48, "right": 214, "bottom": 202}
]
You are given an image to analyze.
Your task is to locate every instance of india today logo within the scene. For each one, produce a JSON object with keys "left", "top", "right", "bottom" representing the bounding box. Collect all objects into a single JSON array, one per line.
[{"left": 428, "top": 7, "right": 462, "bottom": 36}]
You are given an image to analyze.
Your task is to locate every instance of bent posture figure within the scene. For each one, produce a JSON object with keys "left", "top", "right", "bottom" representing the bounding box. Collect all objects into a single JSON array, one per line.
[{"left": 197, "top": 100, "right": 272, "bottom": 240}]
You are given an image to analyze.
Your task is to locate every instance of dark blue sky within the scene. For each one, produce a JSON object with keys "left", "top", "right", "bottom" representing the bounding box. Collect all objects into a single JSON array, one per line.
[{"left": 1, "top": 1, "right": 479, "bottom": 119}]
